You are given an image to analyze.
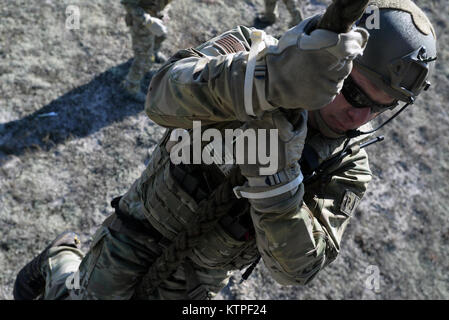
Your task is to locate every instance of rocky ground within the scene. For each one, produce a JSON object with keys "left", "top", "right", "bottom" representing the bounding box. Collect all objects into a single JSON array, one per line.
[{"left": 0, "top": 0, "right": 448, "bottom": 300}]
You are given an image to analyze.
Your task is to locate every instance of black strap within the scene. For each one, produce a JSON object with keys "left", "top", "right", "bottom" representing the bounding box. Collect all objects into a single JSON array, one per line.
[
  {"left": 109, "top": 196, "right": 164, "bottom": 242},
  {"left": 240, "top": 255, "right": 262, "bottom": 284},
  {"left": 300, "top": 143, "right": 321, "bottom": 176}
]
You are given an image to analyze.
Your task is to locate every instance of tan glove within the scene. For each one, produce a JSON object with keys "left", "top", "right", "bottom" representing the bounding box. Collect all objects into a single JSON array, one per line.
[{"left": 264, "top": 15, "right": 369, "bottom": 111}]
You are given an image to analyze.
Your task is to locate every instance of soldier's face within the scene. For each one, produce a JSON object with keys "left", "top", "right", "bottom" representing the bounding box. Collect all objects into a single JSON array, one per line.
[{"left": 318, "top": 68, "right": 396, "bottom": 133}]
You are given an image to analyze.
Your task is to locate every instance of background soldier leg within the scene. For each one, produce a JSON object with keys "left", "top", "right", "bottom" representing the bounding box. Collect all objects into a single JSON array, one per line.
[
  {"left": 153, "top": 34, "right": 168, "bottom": 63},
  {"left": 255, "top": 0, "right": 278, "bottom": 28},
  {"left": 282, "top": 0, "right": 304, "bottom": 27},
  {"left": 121, "top": 9, "right": 154, "bottom": 100},
  {"left": 121, "top": 29, "right": 153, "bottom": 97},
  {"left": 263, "top": 0, "right": 278, "bottom": 24}
]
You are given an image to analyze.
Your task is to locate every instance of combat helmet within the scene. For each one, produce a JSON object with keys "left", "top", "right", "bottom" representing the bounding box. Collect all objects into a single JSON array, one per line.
[{"left": 353, "top": 0, "right": 437, "bottom": 104}]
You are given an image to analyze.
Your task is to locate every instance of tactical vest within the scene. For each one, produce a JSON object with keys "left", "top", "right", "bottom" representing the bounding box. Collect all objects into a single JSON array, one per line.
[{"left": 141, "top": 126, "right": 260, "bottom": 265}]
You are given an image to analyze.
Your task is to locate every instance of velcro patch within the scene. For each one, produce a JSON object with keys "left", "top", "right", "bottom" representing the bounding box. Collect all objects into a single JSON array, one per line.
[
  {"left": 340, "top": 190, "right": 360, "bottom": 217},
  {"left": 214, "top": 34, "right": 246, "bottom": 54}
]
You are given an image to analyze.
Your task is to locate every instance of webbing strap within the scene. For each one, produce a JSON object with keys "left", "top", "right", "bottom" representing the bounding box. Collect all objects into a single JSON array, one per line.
[
  {"left": 233, "top": 171, "right": 304, "bottom": 199},
  {"left": 244, "top": 30, "right": 266, "bottom": 117}
]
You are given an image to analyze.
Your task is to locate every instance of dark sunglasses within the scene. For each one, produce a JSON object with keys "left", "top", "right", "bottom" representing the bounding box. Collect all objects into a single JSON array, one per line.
[{"left": 341, "top": 76, "right": 399, "bottom": 113}]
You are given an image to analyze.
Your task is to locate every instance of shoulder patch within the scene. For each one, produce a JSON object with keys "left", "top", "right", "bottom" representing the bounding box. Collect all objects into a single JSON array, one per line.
[
  {"left": 213, "top": 34, "right": 246, "bottom": 54},
  {"left": 340, "top": 190, "right": 360, "bottom": 217}
]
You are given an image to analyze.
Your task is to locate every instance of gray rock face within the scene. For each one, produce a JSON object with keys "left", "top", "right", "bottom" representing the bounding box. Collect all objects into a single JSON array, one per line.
[{"left": 0, "top": 0, "right": 448, "bottom": 300}]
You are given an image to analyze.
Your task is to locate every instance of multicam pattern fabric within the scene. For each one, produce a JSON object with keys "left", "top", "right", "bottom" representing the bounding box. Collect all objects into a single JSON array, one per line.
[
  {"left": 121, "top": 0, "right": 172, "bottom": 16},
  {"left": 263, "top": 0, "right": 304, "bottom": 26},
  {"left": 40, "top": 25, "right": 372, "bottom": 300},
  {"left": 121, "top": 0, "right": 172, "bottom": 88}
]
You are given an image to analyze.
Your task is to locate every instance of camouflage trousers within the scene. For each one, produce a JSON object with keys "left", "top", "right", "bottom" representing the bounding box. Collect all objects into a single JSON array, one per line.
[
  {"left": 41, "top": 223, "right": 232, "bottom": 300},
  {"left": 40, "top": 139, "right": 254, "bottom": 300},
  {"left": 123, "top": 5, "right": 167, "bottom": 86},
  {"left": 264, "top": 0, "right": 304, "bottom": 26}
]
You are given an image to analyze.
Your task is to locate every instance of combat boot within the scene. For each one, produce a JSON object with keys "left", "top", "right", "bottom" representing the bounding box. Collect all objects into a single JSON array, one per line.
[
  {"left": 288, "top": 10, "right": 303, "bottom": 27},
  {"left": 254, "top": 13, "right": 277, "bottom": 28},
  {"left": 13, "top": 231, "right": 81, "bottom": 300}
]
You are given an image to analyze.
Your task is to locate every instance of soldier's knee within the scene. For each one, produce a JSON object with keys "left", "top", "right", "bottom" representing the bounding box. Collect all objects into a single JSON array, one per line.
[{"left": 77, "top": 225, "right": 155, "bottom": 299}]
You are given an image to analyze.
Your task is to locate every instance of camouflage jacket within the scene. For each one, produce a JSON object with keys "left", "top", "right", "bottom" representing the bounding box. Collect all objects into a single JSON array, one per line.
[{"left": 134, "top": 26, "right": 373, "bottom": 285}]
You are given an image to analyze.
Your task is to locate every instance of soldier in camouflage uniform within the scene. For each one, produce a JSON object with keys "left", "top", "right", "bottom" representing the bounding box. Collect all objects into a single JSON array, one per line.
[
  {"left": 255, "top": 0, "right": 304, "bottom": 28},
  {"left": 14, "top": 0, "right": 437, "bottom": 300},
  {"left": 120, "top": 0, "right": 172, "bottom": 99}
]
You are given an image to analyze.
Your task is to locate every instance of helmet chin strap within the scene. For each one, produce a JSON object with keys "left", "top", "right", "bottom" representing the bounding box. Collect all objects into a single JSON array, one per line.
[{"left": 345, "top": 98, "right": 415, "bottom": 138}]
